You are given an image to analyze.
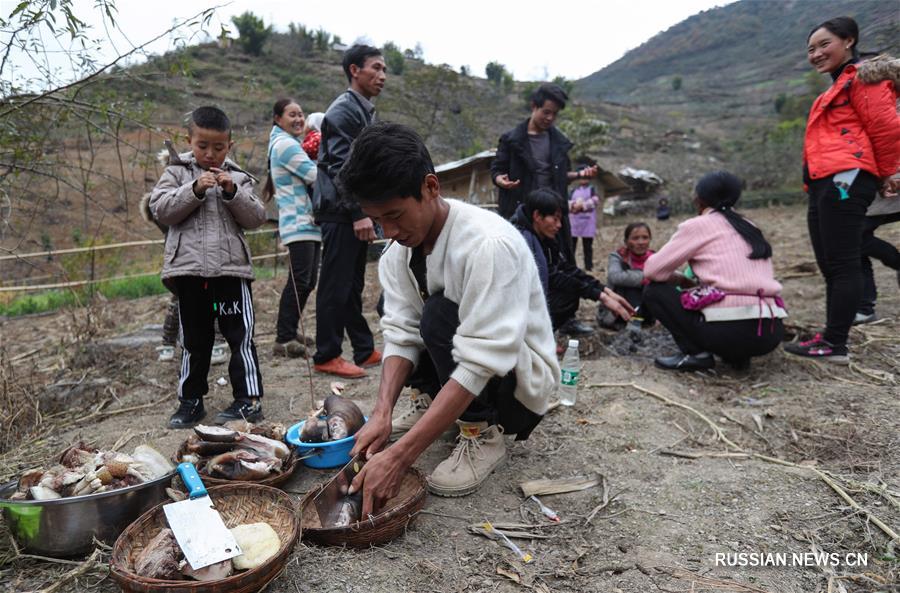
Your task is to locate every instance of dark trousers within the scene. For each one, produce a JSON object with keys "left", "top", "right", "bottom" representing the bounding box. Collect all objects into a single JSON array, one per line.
[
  {"left": 642, "top": 283, "right": 783, "bottom": 364},
  {"left": 174, "top": 276, "right": 263, "bottom": 401},
  {"left": 807, "top": 172, "right": 878, "bottom": 345},
  {"left": 276, "top": 241, "right": 321, "bottom": 343},
  {"left": 547, "top": 289, "right": 580, "bottom": 331},
  {"left": 314, "top": 222, "right": 374, "bottom": 365},
  {"left": 571, "top": 237, "right": 594, "bottom": 271},
  {"left": 407, "top": 292, "right": 542, "bottom": 440},
  {"left": 859, "top": 212, "right": 900, "bottom": 315}
]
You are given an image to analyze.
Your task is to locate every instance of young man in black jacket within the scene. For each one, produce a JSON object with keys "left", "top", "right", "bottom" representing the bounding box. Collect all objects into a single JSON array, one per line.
[
  {"left": 312, "top": 44, "right": 386, "bottom": 378},
  {"left": 491, "top": 83, "right": 598, "bottom": 264},
  {"left": 511, "top": 188, "right": 633, "bottom": 335}
]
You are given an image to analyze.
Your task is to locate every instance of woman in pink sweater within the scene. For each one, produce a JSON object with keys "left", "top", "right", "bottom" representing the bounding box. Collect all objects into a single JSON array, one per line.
[{"left": 642, "top": 172, "right": 787, "bottom": 371}]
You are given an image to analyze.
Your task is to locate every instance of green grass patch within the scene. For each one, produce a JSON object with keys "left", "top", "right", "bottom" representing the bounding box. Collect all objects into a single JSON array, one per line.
[
  {"left": 1, "top": 274, "right": 169, "bottom": 317},
  {"left": 0, "top": 265, "right": 288, "bottom": 318}
]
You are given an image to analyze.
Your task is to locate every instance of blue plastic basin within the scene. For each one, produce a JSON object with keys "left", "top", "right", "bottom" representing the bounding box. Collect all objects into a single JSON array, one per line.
[{"left": 285, "top": 418, "right": 366, "bottom": 469}]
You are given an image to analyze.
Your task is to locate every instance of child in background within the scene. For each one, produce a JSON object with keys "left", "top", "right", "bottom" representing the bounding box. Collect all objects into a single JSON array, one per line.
[
  {"left": 149, "top": 106, "right": 267, "bottom": 428},
  {"left": 568, "top": 165, "right": 599, "bottom": 271},
  {"left": 302, "top": 112, "right": 324, "bottom": 160},
  {"left": 656, "top": 196, "right": 671, "bottom": 221}
]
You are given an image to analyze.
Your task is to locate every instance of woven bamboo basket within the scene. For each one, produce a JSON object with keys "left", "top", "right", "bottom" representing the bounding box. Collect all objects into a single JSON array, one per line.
[
  {"left": 111, "top": 484, "right": 300, "bottom": 593},
  {"left": 172, "top": 448, "right": 300, "bottom": 489},
  {"left": 299, "top": 467, "right": 426, "bottom": 548}
]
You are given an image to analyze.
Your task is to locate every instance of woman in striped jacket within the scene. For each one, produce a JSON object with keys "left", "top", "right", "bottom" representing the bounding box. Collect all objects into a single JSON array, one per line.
[{"left": 264, "top": 98, "right": 320, "bottom": 358}]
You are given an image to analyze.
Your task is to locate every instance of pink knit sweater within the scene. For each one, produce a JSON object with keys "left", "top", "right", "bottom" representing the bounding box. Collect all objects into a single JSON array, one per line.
[{"left": 644, "top": 210, "right": 787, "bottom": 321}]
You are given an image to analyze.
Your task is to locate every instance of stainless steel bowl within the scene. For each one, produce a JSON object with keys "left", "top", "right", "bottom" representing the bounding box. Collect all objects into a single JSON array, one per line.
[{"left": 0, "top": 471, "right": 174, "bottom": 557}]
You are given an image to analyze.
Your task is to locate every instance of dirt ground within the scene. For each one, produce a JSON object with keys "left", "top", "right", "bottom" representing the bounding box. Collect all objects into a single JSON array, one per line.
[{"left": 1, "top": 203, "right": 898, "bottom": 593}]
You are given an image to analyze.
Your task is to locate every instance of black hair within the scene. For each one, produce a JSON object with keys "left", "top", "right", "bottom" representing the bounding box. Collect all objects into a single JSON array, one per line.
[
  {"left": 530, "top": 83, "right": 568, "bottom": 110},
  {"left": 694, "top": 171, "right": 772, "bottom": 260},
  {"left": 188, "top": 106, "right": 231, "bottom": 134},
  {"left": 272, "top": 97, "right": 299, "bottom": 121},
  {"left": 808, "top": 16, "right": 859, "bottom": 59},
  {"left": 524, "top": 188, "right": 563, "bottom": 220},
  {"left": 342, "top": 44, "right": 383, "bottom": 82},
  {"left": 338, "top": 122, "right": 435, "bottom": 204},
  {"left": 624, "top": 222, "right": 651, "bottom": 242},
  {"left": 262, "top": 98, "right": 301, "bottom": 203}
]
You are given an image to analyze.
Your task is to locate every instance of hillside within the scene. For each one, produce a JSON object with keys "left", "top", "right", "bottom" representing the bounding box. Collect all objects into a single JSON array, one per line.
[{"left": 576, "top": 0, "right": 899, "bottom": 118}]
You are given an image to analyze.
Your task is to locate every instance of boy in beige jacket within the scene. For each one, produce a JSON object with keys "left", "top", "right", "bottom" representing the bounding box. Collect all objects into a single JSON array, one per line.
[{"left": 149, "top": 106, "right": 267, "bottom": 428}]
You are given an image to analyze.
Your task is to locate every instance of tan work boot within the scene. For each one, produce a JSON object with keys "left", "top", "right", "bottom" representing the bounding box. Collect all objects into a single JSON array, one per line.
[
  {"left": 426, "top": 421, "right": 506, "bottom": 497},
  {"left": 390, "top": 389, "right": 433, "bottom": 440}
]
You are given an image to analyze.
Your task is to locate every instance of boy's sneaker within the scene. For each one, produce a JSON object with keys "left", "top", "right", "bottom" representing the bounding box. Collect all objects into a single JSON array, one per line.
[
  {"left": 852, "top": 312, "right": 877, "bottom": 325},
  {"left": 390, "top": 389, "right": 433, "bottom": 440},
  {"left": 210, "top": 343, "right": 228, "bottom": 366},
  {"left": 168, "top": 399, "right": 205, "bottom": 429},
  {"left": 784, "top": 338, "right": 849, "bottom": 364},
  {"left": 157, "top": 345, "right": 176, "bottom": 362},
  {"left": 426, "top": 421, "right": 507, "bottom": 497},
  {"left": 214, "top": 398, "right": 263, "bottom": 424}
]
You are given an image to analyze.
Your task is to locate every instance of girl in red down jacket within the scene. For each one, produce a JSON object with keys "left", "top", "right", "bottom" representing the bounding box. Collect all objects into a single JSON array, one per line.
[{"left": 785, "top": 16, "right": 900, "bottom": 364}]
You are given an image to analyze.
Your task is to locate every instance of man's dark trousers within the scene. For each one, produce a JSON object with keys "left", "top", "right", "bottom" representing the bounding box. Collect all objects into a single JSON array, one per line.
[
  {"left": 406, "top": 291, "right": 542, "bottom": 440},
  {"left": 313, "top": 222, "right": 375, "bottom": 365}
]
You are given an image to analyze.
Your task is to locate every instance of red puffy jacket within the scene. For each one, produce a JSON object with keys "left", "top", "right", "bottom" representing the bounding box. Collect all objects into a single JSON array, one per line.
[{"left": 803, "top": 59, "right": 900, "bottom": 181}]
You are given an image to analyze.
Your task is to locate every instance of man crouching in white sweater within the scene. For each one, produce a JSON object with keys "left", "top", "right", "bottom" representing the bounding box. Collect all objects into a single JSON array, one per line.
[{"left": 342, "top": 122, "right": 560, "bottom": 514}]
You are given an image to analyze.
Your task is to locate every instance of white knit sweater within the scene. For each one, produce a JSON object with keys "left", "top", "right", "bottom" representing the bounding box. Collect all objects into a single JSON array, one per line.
[{"left": 379, "top": 200, "right": 558, "bottom": 415}]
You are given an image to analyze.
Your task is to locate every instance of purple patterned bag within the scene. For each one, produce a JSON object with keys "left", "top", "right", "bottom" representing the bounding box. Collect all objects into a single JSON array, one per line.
[{"left": 680, "top": 285, "right": 726, "bottom": 311}]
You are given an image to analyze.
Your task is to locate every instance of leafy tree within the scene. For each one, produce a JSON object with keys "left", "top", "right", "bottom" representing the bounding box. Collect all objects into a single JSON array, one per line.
[
  {"left": 230, "top": 11, "right": 271, "bottom": 56},
  {"left": 381, "top": 64, "right": 481, "bottom": 154},
  {"left": 459, "top": 65, "right": 470, "bottom": 77},
  {"left": 485, "top": 61, "right": 508, "bottom": 86},
  {"left": 313, "top": 28, "right": 331, "bottom": 52},
  {"left": 557, "top": 106, "right": 610, "bottom": 156},
  {"left": 1, "top": 1, "right": 217, "bottom": 245},
  {"left": 383, "top": 41, "right": 405, "bottom": 75},
  {"left": 672, "top": 75, "right": 682, "bottom": 91}
]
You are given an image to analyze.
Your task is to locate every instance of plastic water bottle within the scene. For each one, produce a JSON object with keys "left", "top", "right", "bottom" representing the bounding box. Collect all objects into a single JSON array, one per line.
[{"left": 559, "top": 339, "right": 580, "bottom": 406}]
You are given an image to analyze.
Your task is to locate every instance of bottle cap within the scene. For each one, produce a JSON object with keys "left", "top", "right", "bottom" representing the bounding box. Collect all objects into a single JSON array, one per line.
[{"left": 568, "top": 339, "right": 579, "bottom": 348}]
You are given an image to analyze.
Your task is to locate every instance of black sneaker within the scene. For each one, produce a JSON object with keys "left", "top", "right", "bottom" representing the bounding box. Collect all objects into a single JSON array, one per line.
[
  {"left": 168, "top": 399, "right": 205, "bottom": 429},
  {"left": 783, "top": 338, "right": 849, "bottom": 364},
  {"left": 559, "top": 318, "right": 594, "bottom": 336},
  {"left": 654, "top": 352, "right": 715, "bottom": 372},
  {"left": 214, "top": 398, "right": 263, "bottom": 425}
]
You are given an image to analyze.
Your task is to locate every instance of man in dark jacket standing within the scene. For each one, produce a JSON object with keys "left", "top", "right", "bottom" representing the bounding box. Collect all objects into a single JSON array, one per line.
[
  {"left": 312, "top": 44, "right": 386, "bottom": 378},
  {"left": 491, "top": 83, "right": 598, "bottom": 266}
]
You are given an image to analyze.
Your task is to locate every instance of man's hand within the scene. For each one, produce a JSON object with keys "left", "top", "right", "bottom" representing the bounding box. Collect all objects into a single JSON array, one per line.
[
  {"left": 353, "top": 217, "right": 377, "bottom": 242},
  {"left": 210, "top": 167, "right": 235, "bottom": 195},
  {"left": 350, "top": 410, "right": 391, "bottom": 460},
  {"left": 347, "top": 447, "right": 408, "bottom": 518},
  {"left": 494, "top": 174, "right": 521, "bottom": 190},
  {"left": 193, "top": 171, "right": 217, "bottom": 197},
  {"left": 599, "top": 287, "right": 635, "bottom": 321}
]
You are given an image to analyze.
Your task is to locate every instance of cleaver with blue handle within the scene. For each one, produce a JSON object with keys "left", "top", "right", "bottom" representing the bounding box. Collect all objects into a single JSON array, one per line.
[{"left": 163, "top": 462, "right": 242, "bottom": 570}]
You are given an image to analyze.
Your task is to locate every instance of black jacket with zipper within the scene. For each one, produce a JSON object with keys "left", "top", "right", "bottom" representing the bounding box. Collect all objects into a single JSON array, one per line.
[
  {"left": 491, "top": 119, "right": 576, "bottom": 260},
  {"left": 313, "top": 90, "right": 374, "bottom": 224}
]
